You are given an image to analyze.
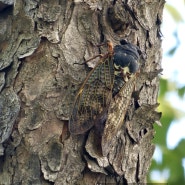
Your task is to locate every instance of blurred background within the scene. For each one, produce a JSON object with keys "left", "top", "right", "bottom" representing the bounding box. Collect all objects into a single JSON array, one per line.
[{"left": 148, "top": 0, "right": 185, "bottom": 184}]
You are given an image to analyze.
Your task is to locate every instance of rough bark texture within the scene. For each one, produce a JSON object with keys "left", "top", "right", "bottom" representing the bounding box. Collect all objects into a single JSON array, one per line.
[{"left": 0, "top": 0, "right": 164, "bottom": 184}]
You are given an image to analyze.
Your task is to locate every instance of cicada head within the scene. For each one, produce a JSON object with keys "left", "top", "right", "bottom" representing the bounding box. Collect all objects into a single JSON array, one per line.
[
  {"left": 113, "top": 40, "right": 140, "bottom": 74},
  {"left": 112, "top": 40, "right": 141, "bottom": 96}
]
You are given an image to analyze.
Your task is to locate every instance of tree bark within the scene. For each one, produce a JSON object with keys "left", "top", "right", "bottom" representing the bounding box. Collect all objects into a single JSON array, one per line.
[{"left": 0, "top": 0, "right": 164, "bottom": 184}]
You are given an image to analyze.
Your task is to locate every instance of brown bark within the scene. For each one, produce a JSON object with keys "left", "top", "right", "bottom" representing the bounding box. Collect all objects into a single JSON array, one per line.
[{"left": 0, "top": 0, "right": 164, "bottom": 184}]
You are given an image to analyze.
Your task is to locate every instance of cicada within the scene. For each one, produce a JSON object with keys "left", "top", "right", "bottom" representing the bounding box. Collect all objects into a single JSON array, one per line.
[{"left": 69, "top": 39, "right": 140, "bottom": 140}]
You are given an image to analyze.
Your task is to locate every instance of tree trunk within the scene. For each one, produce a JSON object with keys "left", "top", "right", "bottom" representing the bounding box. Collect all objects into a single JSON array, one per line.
[{"left": 0, "top": 0, "right": 164, "bottom": 184}]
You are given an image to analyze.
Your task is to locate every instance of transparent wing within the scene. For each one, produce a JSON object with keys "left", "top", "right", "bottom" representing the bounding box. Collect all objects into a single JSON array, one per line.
[
  {"left": 102, "top": 75, "right": 136, "bottom": 156},
  {"left": 69, "top": 56, "right": 114, "bottom": 134}
]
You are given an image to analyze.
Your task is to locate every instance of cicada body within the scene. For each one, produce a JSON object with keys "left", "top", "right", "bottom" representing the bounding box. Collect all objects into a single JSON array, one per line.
[
  {"left": 69, "top": 41, "right": 115, "bottom": 134},
  {"left": 69, "top": 40, "right": 140, "bottom": 141}
]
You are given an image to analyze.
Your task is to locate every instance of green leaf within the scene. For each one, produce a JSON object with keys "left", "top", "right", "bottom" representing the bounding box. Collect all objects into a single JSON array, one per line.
[
  {"left": 178, "top": 86, "right": 185, "bottom": 98},
  {"left": 153, "top": 115, "right": 171, "bottom": 146},
  {"left": 167, "top": 46, "right": 178, "bottom": 55},
  {"left": 159, "top": 78, "right": 168, "bottom": 97},
  {"left": 165, "top": 4, "right": 184, "bottom": 22},
  {"left": 162, "top": 144, "right": 185, "bottom": 184}
]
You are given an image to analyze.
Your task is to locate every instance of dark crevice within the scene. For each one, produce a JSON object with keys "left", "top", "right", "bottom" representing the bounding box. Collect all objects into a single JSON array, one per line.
[
  {"left": 112, "top": 0, "right": 117, "bottom": 6},
  {"left": 97, "top": 11, "right": 105, "bottom": 43},
  {"left": 0, "top": 2, "right": 13, "bottom": 13},
  {"left": 135, "top": 154, "right": 140, "bottom": 183},
  {"left": 123, "top": 1, "right": 148, "bottom": 31}
]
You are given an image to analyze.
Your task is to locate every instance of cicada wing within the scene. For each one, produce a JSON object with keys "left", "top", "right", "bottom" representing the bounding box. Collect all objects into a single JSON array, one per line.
[
  {"left": 69, "top": 56, "right": 114, "bottom": 135},
  {"left": 102, "top": 75, "right": 136, "bottom": 156}
]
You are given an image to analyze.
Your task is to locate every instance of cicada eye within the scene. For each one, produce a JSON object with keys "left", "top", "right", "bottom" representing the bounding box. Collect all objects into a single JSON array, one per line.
[{"left": 120, "top": 39, "right": 128, "bottom": 45}]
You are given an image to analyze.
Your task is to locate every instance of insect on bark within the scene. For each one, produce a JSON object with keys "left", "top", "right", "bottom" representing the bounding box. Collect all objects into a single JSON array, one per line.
[{"left": 69, "top": 39, "right": 140, "bottom": 154}]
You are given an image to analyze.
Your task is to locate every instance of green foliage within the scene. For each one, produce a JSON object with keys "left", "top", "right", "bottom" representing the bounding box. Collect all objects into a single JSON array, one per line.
[
  {"left": 165, "top": 4, "right": 184, "bottom": 22},
  {"left": 178, "top": 86, "right": 185, "bottom": 98},
  {"left": 149, "top": 1, "right": 185, "bottom": 184},
  {"left": 149, "top": 79, "right": 185, "bottom": 183},
  {"left": 149, "top": 74, "right": 185, "bottom": 182}
]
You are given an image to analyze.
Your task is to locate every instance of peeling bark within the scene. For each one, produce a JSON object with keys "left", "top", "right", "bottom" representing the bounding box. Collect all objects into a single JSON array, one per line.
[{"left": 0, "top": 0, "right": 165, "bottom": 184}]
